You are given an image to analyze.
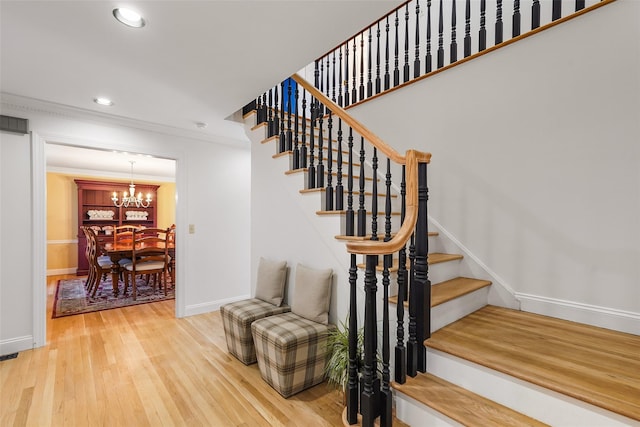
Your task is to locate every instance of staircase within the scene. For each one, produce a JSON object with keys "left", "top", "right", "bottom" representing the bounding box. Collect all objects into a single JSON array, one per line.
[
  {"left": 243, "top": 102, "right": 640, "bottom": 426},
  {"left": 242, "top": 0, "right": 638, "bottom": 424}
]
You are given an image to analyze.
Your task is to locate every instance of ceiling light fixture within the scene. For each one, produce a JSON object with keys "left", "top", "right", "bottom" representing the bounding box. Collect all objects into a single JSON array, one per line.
[
  {"left": 94, "top": 97, "right": 114, "bottom": 106},
  {"left": 113, "top": 8, "right": 146, "bottom": 28},
  {"left": 112, "top": 161, "right": 152, "bottom": 208}
]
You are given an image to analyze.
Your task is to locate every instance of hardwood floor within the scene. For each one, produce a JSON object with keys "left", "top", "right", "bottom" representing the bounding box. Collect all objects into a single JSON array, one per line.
[{"left": 1, "top": 275, "right": 349, "bottom": 426}]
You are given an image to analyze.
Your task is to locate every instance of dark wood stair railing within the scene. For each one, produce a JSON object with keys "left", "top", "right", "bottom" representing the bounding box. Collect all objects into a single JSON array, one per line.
[
  {"left": 309, "top": 0, "right": 616, "bottom": 107},
  {"left": 252, "top": 73, "right": 432, "bottom": 427}
]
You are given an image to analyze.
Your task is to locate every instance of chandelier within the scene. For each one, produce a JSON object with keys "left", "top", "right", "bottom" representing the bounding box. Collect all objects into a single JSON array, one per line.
[{"left": 111, "top": 161, "right": 152, "bottom": 208}]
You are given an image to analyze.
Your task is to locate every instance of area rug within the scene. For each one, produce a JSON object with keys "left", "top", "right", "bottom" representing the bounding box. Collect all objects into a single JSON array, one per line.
[{"left": 52, "top": 276, "right": 174, "bottom": 318}]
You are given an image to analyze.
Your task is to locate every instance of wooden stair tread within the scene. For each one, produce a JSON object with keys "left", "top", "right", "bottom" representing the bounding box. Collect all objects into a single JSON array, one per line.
[
  {"left": 285, "top": 168, "right": 377, "bottom": 181},
  {"left": 300, "top": 188, "right": 397, "bottom": 198},
  {"left": 335, "top": 231, "right": 437, "bottom": 241},
  {"left": 317, "top": 210, "right": 400, "bottom": 216},
  {"left": 389, "top": 277, "right": 492, "bottom": 308},
  {"left": 426, "top": 305, "right": 640, "bottom": 421},
  {"left": 392, "top": 373, "right": 549, "bottom": 427},
  {"left": 357, "top": 252, "right": 463, "bottom": 272}
]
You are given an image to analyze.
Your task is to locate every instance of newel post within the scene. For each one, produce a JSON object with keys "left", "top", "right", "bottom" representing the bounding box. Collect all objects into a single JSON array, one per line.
[{"left": 414, "top": 162, "right": 430, "bottom": 372}]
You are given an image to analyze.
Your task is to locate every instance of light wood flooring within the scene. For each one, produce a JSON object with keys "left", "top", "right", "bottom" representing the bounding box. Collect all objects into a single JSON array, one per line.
[{"left": 0, "top": 275, "right": 353, "bottom": 426}]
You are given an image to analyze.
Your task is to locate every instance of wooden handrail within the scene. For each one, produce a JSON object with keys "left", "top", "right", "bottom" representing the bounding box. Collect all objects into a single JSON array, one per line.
[
  {"left": 291, "top": 74, "right": 431, "bottom": 256},
  {"left": 293, "top": 74, "right": 425, "bottom": 165}
]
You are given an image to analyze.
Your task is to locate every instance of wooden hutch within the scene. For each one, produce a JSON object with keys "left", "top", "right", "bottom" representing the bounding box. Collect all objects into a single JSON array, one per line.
[{"left": 75, "top": 179, "right": 159, "bottom": 275}]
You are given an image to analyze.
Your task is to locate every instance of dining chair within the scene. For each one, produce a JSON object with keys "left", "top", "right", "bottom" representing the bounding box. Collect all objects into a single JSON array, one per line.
[
  {"left": 123, "top": 227, "right": 170, "bottom": 300},
  {"left": 83, "top": 226, "right": 113, "bottom": 297},
  {"left": 113, "top": 225, "right": 139, "bottom": 268}
]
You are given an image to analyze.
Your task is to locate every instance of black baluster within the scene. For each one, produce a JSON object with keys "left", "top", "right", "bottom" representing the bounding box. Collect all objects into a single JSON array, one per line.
[
  {"left": 325, "top": 112, "right": 334, "bottom": 210},
  {"left": 552, "top": 0, "right": 562, "bottom": 21},
  {"left": 532, "top": 0, "right": 540, "bottom": 29},
  {"left": 384, "top": 159, "right": 392, "bottom": 244},
  {"left": 437, "top": 0, "right": 444, "bottom": 69},
  {"left": 286, "top": 80, "right": 293, "bottom": 152},
  {"left": 320, "top": 56, "right": 324, "bottom": 95},
  {"left": 300, "top": 89, "right": 307, "bottom": 169},
  {"left": 336, "top": 119, "right": 344, "bottom": 211},
  {"left": 367, "top": 29, "right": 373, "bottom": 98},
  {"left": 346, "top": 128, "right": 355, "bottom": 236},
  {"left": 361, "top": 254, "right": 379, "bottom": 427},
  {"left": 380, "top": 157, "right": 393, "bottom": 427},
  {"left": 319, "top": 60, "right": 325, "bottom": 117},
  {"left": 308, "top": 99, "right": 316, "bottom": 189},
  {"left": 394, "top": 10, "right": 400, "bottom": 86},
  {"left": 513, "top": 0, "right": 521, "bottom": 37},
  {"left": 384, "top": 16, "right": 391, "bottom": 90},
  {"left": 414, "top": 162, "right": 430, "bottom": 373},
  {"left": 256, "top": 95, "right": 263, "bottom": 124},
  {"left": 357, "top": 137, "right": 367, "bottom": 237},
  {"left": 326, "top": 55, "right": 331, "bottom": 101},
  {"left": 316, "top": 105, "right": 325, "bottom": 189},
  {"left": 464, "top": 0, "right": 471, "bottom": 57},
  {"left": 273, "top": 86, "right": 280, "bottom": 139},
  {"left": 292, "top": 84, "right": 300, "bottom": 170},
  {"left": 414, "top": 0, "right": 421, "bottom": 78},
  {"left": 370, "top": 147, "right": 379, "bottom": 241},
  {"left": 450, "top": 0, "right": 458, "bottom": 64},
  {"left": 404, "top": 4, "right": 410, "bottom": 82},
  {"left": 426, "top": 0, "right": 432, "bottom": 73},
  {"left": 346, "top": 254, "right": 359, "bottom": 424},
  {"left": 352, "top": 37, "right": 358, "bottom": 103},
  {"left": 479, "top": 0, "right": 487, "bottom": 51},
  {"left": 332, "top": 51, "right": 336, "bottom": 103},
  {"left": 267, "top": 88, "right": 274, "bottom": 137},
  {"left": 261, "top": 93, "right": 268, "bottom": 124},
  {"left": 395, "top": 166, "right": 407, "bottom": 384},
  {"left": 338, "top": 47, "right": 344, "bottom": 107},
  {"left": 360, "top": 32, "right": 365, "bottom": 101},
  {"left": 273, "top": 86, "right": 279, "bottom": 140},
  {"left": 345, "top": 42, "right": 350, "bottom": 107},
  {"left": 576, "top": 0, "right": 585, "bottom": 12},
  {"left": 376, "top": 23, "right": 382, "bottom": 94},
  {"left": 496, "top": 0, "right": 503, "bottom": 44},
  {"left": 407, "top": 233, "right": 417, "bottom": 377},
  {"left": 279, "top": 81, "right": 286, "bottom": 153}
]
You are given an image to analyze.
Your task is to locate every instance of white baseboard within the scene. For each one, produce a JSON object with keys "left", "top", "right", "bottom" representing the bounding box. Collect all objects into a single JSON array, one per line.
[
  {"left": 0, "top": 335, "right": 33, "bottom": 357},
  {"left": 516, "top": 293, "right": 640, "bottom": 335},
  {"left": 184, "top": 294, "right": 251, "bottom": 317},
  {"left": 47, "top": 268, "right": 77, "bottom": 276}
]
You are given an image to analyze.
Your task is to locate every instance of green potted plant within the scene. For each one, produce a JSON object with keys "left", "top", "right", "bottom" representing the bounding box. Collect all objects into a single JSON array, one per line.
[{"left": 325, "top": 319, "right": 364, "bottom": 402}]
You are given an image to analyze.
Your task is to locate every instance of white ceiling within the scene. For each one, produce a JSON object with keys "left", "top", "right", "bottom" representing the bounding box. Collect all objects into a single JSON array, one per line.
[{"left": 1, "top": 0, "right": 400, "bottom": 176}]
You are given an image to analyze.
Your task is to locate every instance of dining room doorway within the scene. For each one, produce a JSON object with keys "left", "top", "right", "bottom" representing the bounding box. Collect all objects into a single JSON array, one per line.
[{"left": 44, "top": 142, "right": 178, "bottom": 323}]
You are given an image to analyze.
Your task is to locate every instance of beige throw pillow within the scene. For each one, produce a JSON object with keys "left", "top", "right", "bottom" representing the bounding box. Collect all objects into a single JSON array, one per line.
[
  {"left": 291, "top": 264, "right": 333, "bottom": 325},
  {"left": 254, "top": 257, "right": 288, "bottom": 306}
]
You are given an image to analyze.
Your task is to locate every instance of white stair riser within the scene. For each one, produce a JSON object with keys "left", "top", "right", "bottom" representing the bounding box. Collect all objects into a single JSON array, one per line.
[
  {"left": 429, "top": 259, "right": 462, "bottom": 284},
  {"left": 431, "top": 287, "right": 489, "bottom": 332},
  {"left": 395, "top": 392, "right": 463, "bottom": 427}
]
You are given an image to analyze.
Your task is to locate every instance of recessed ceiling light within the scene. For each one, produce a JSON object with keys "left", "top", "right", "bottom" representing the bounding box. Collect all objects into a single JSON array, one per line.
[
  {"left": 113, "top": 8, "right": 146, "bottom": 28},
  {"left": 94, "top": 97, "right": 114, "bottom": 106}
]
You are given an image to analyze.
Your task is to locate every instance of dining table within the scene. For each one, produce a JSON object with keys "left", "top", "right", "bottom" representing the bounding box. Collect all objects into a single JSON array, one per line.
[{"left": 103, "top": 240, "right": 175, "bottom": 297}]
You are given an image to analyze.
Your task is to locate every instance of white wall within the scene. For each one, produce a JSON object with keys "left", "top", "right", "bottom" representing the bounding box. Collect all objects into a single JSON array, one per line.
[
  {"left": 250, "top": 129, "right": 353, "bottom": 326},
  {"left": 347, "top": 0, "right": 640, "bottom": 331},
  {"left": 0, "top": 131, "right": 33, "bottom": 352},
  {"left": 0, "top": 104, "right": 251, "bottom": 355}
]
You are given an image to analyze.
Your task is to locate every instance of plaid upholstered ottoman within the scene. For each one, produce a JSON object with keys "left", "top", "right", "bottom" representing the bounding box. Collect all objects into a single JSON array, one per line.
[
  {"left": 221, "top": 298, "right": 290, "bottom": 365},
  {"left": 251, "top": 312, "right": 335, "bottom": 398}
]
